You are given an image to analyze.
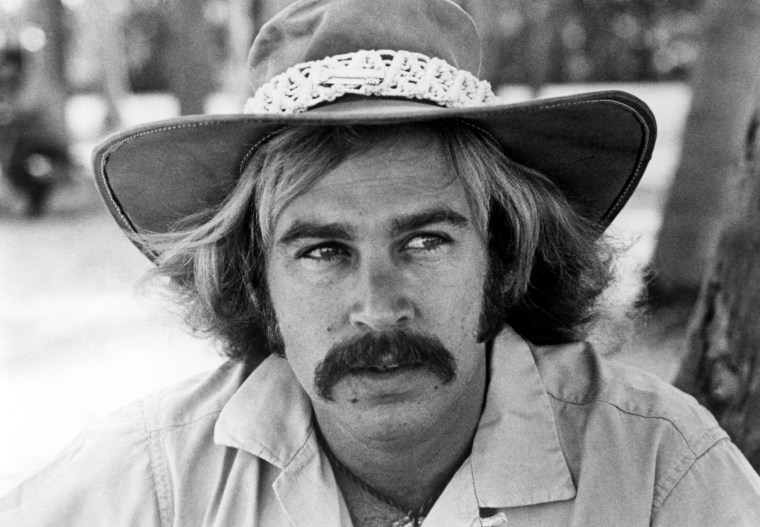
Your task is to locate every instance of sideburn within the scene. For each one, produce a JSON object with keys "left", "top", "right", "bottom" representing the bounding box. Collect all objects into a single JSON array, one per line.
[
  {"left": 477, "top": 205, "right": 521, "bottom": 344},
  {"left": 247, "top": 280, "right": 286, "bottom": 357},
  {"left": 477, "top": 252, "right": 512, "bottom": 344}
]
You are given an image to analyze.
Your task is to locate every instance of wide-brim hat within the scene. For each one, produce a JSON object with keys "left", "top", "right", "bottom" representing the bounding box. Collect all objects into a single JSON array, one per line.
[{"left": 93, "top": 0, "right": 656, "bottom": 259}]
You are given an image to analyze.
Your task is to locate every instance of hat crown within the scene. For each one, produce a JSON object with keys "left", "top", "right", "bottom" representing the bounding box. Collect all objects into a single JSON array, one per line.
[{"left": 248, "top": 0, "right": 483, "bottom": 93}]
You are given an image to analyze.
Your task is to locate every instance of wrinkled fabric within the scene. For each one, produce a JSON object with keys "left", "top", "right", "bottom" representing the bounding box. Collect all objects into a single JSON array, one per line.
[{"left": 2, "top": 326, "right": 760, "bottom": 526}]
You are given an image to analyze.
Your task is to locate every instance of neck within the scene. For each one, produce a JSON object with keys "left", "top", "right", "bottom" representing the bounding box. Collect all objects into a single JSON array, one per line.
[{"left": 313, "top": 358, "right": 487, "bottom": 512}]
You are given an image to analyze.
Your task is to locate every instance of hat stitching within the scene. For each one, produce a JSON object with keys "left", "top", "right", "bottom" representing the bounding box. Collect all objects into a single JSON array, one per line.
[
  {"left": 453, "top": 118, "right": 501, "bottom": 148},
  {"left": 238, "top": 131, "right": 281, "bottom": 175},
  {"left": 97, "top": 96, "right": 651, "bottom": 240},
  {"left": 98, "top": 147, "right": 137, "bottom": 235},
  {"left": 478, "top": 97, "right": 651, "bottom": 223},
  {"left": 98, "top": 120, "right": 267, "bottom": 236},
  {"left": 461, "top": 100, "right": 649, "bottom": 227},
  {"left": 594, "top": 100, "right": 652, "bottom": 221}
]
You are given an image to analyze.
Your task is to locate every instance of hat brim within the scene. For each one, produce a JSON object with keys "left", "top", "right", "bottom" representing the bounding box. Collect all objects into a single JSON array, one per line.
[{"left": 93, "top": 90, "right": 655, "bottom": 258}]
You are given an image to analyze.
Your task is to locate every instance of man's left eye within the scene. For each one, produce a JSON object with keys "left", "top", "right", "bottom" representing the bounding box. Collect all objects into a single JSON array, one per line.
[
  {"left": 404, "top": 234, "right": 447, "bottom": 251},
  {"left": 300, "top": 243, "right": 348, "bottom": 261}
]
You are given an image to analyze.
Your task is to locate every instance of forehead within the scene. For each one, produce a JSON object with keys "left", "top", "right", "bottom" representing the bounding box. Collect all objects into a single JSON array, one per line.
[{"left": 271, "top": 131, "right": 475, "bottom": 237}]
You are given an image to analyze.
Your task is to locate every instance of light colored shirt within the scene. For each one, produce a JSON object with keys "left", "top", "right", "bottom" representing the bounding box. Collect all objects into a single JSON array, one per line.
[{"left": 2, "top": 327, "right": 760, "bottom": 526}]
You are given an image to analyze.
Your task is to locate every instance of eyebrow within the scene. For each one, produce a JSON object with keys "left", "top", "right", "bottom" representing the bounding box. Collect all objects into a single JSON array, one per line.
[
  {"left": 390, "top": 207, "right": 470, "bottom": 236},
  {"left": 277, "top": 222, "right": 354, "bottom": 246},
  {"left": 276, "top": 206, "right": 471, "bottom": 246}
]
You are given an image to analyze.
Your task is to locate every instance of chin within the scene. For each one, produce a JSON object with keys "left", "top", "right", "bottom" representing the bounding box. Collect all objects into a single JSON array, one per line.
[{"left": 336, "top": 399, "right": 441, "bottom": 444}]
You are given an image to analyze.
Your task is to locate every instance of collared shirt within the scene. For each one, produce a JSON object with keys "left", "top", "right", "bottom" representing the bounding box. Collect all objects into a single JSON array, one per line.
[{"left": 2, "top": 327, "right": 760, "bottom": 526}]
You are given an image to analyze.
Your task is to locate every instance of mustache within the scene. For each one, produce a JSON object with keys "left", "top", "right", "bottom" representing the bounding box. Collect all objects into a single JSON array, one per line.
[{"left": 313, "top": 329, "right": 457, "bottom": 401}]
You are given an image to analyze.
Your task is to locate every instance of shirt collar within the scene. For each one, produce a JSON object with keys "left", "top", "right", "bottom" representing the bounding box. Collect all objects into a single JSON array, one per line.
[
  {"left": 214, "top": 355, "right": 314, "bottom": 469},
  {"left": 214, "top": 357, "right": 351, "bottom": 525},
  {"left": 214, "top": 326, "right": 576, "bottom": 510},
  {"left": 470, "top": 326, "right": 576, "bottom": 507}
]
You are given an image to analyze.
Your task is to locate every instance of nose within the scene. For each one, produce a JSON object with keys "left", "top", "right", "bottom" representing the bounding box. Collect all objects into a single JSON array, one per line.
[{"left": 349, "top": 256, "right": 414, "bottom": 331}]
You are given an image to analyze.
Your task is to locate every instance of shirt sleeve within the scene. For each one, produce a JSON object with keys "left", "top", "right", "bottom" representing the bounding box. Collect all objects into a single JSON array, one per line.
[
  {"left": 652, "top": 438, "right": 760, "bottom": 526},
  {"left": 0, "top": 401, "right": 163, "bottom": 527}
]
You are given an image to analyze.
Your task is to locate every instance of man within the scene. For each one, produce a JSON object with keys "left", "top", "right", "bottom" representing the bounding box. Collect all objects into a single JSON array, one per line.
[{"left": 3, "top": 0, "right": 760, "bottom": 525}]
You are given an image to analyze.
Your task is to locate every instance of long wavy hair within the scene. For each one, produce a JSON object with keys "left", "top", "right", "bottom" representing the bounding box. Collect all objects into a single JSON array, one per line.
[{"left": 136, "top": 121, "right": 616, "bottom": 361}]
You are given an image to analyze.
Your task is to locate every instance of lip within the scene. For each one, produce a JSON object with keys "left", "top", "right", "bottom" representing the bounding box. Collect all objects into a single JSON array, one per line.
[
  {"left": 350, "top": 363, "right": 424, "bottom": 379},
  {"left": 329, "top": 363, "right": 444, "bottom": 406},
  {"left": 340, "top": 364, "right": 432, "bottom": 398}
]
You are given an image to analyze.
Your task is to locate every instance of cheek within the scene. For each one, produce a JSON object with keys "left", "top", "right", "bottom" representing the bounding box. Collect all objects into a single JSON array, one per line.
[
  {"left": 275, "top": 282, "right": 343, "bottom": 327},
  {"left": 419, "top": 258, "right": 487, "bottom": 330},
  {"left": 268, "top": 286, "right": 328, "bottom": 394},
  {"left": 267, "top": 264, "right": 345, "bottom": 352}
]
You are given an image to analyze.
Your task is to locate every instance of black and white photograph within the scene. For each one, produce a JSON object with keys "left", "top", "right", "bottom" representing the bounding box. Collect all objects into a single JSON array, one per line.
[{"left": 2, "top": 0, "right": 760, "bottom": 525}]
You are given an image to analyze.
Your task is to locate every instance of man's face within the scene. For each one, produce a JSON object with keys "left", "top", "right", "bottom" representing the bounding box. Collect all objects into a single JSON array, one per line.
[{"left": 266, "top": 131, "right": 489, "bottom": 439}]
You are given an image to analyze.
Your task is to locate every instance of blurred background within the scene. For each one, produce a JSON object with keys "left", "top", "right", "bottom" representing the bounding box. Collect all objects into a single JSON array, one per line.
[{"left": 2, "top": 0, "right": 759, "bottom": 491}]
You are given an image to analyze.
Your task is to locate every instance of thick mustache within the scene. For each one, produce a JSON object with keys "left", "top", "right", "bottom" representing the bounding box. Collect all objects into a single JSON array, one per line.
[{"left": 313, "top": 330, "right": 457, "bottom": 401}]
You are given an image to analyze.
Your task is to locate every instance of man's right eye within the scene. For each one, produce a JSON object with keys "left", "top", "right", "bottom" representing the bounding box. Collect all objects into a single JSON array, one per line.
[{"left": 298, "top": 243, "right": 349, "bottom": 262}]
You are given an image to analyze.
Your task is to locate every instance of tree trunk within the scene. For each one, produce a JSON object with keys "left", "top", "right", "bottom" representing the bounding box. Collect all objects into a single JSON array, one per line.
[
  {"left": 22, "top": 0, "right": 68, "bottom": 142},
  {"left": 165, "top": 0, "right": 217, "bottom": 115},
  {"left": 649, "top": 0, "right": 760, "bottom": 303},
  {"left": 517, "top": 0, "right": 556, "bottom": 97},
  {"left": 673, "top": 108, "right": 760, "bottom": 472},
  {"left": 88, "top": 0, "right": 130, "bottom": 129},
  {"left": 223, "top": 0, "right": 256, "bottom": 109}
]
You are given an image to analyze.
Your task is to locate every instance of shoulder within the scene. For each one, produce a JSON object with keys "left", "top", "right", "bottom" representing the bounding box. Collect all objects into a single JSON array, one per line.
[
  {"left": 529, "top": 340, "right": 749, "bottom": 515},
  {"left": 652, "top": 438, "right": 760, "bottom": 524},
  {"left": 0, "top": 360, "right": 253, "bottom": 527},
  {"left": 64, "top": 358, "right": 253, "bottom": 451},
  {"left": 531, "top": 340, "right": 725, "bottom": 456},
  {"left": 141, "top": 359, "right": 253, "bottom": 432}
]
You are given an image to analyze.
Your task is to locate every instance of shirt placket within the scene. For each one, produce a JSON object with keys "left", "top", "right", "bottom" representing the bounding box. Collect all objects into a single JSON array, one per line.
[{"left": 420, "top": 458, "right": 488, "bottom": 527}]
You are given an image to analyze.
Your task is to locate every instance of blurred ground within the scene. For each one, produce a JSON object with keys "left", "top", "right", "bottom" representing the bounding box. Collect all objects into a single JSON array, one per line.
[{"left": 0, "top": 83, "right": 691, "bottom": 494}]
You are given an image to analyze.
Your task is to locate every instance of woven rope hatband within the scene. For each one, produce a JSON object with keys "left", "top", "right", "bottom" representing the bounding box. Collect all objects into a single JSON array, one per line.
[{"left": 244, "top": 49, "right": 497, "bottom": 114}]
